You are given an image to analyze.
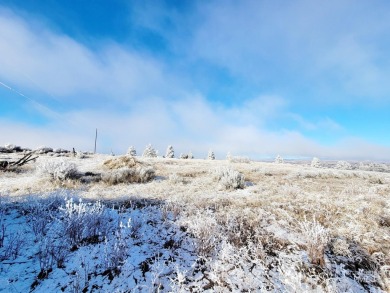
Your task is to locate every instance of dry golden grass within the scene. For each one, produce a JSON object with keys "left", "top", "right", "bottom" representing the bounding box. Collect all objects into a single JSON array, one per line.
[
  {"left": 1, "top": 154, "right": 390, "bottom": 290},
  {"left": 102, "top": 155, "right": 138, "bottom": 169}
]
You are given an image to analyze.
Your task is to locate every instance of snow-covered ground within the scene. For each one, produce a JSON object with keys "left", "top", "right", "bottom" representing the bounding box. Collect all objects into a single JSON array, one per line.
[{"left": 1, "top": 152, "right": 389, "bottom": 292}]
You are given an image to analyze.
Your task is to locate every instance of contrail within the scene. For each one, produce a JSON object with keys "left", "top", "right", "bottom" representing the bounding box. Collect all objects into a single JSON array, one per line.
[
  {"left": 21, "top": 72, "right": 60, "bottom": 102},
  {"left": 0, "top": 80, "right": 61, "bottom": 119},
  {"left": 1, "top": 80, "right": 34, "bottom": 101}
]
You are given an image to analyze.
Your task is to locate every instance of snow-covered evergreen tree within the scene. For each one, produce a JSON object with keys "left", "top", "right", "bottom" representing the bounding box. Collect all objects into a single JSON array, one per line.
[
  {"left": 207, "top": 150, "right": 215, "bottom": 160},
  {"left": 274, "top": 155, "right": 284, "bottom": 164},
  {"left": 142, "top": 144, "right": 157, "bottom": 158},
  {"left": 311, "top": 157, "right": 321, "bottom": 168},
  {"left": 165, "top": 145, "right": 175, "bottom": 158},
  {"left": 127, "top": 146, "right": 136, "bottom": 156},
  {"left": 188, "top": 151, "right": 194, "bottom": 159}
]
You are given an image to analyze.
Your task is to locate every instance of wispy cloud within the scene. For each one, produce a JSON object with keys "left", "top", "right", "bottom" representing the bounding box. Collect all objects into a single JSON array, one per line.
[
  {"left": 190, "top": 0, "right": 390, "bottom": 102},
  {"left": 1, "top": 3, "right": 389, "bottom": 160},
  {"left": 0, "top": 8, "right": 179, "bottom": 104}
]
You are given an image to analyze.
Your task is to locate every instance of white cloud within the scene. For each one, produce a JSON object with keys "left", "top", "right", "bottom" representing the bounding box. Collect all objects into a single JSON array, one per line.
[
  {"left": 190, "top": 0, "right": 390, "bottom": 102},
  {"left": 1, "top": 5, "right": 390, "bottom": 161},
  {"left": 288, "top": 114, "right": 342, "bottom": 132},
  {"left": 0, "top": 8, "right": 177, "bottom": 104},
  {"left": 2, "top": 94, "right": 389, "bottom": 160}
]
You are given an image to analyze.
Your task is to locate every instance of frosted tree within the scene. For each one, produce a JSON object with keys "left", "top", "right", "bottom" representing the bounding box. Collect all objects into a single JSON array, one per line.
[
  {"left": 188, "top": 151, "right": 194, "bottom": 159},
  {"left": 142, "top": 144, "right": 157, "bottom": 158},
  {"left": 335, "top": 160, "right": 352, "bottom": 170},
  {"left": 207, "top": 150, "right": 215, "bottom": 160},
  {"left": 226, "top": 152, "right": 232, "bottom": 161},
  {"left": 179, "top": 153, "right": 188, "bottom": 159},
  {"left": 127, "top": 146, "right": 136, "bottom": 156},
  {"left": 311, "top": 157, "right": 321, "bottom": 168},
  {"left": 165, "top": 145, "right": 175, "bottom": 158},
  {"left": 275, "top": 154, "right": 284, "bottom": 164}
]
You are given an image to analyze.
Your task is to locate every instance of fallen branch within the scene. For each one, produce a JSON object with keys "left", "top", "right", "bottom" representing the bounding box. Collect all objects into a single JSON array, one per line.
[
  {"left": 0, "top": 152, "right": 38, "bottom": 170},
  {"left": 10, "top": 152, "right": 38, "bottom": 167}
]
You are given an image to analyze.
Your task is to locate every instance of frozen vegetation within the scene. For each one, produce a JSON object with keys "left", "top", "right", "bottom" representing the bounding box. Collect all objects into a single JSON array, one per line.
[{"left": 1, "top": 147, "right": 390, "bottom": 292}]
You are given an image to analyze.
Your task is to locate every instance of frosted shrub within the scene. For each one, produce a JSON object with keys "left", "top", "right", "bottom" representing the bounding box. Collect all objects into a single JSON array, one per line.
[
  {"left": 298, "top": 217, "right": 329, "bottom": 266},
  {"left": 181, "top": 211, "right": 220, "bottom": 256},
  {"left": 274, "top": 155, "right": 284, "bottom": 164},
  {"left": 35, "top": 146, "right": 53, "bottom": 154},
  {"left": 180, "top": 151, "right": 194, "bottom": 159},
  {"left": 311, "top": 157, "right": 321, "bottom": 168},
  {"left": 214, "top": 167, "right": 245, "bottom": 190},
  {"left": 335, "top": 160, "right": 352, "bottom": 170},
  {"left": 103, "top": 223, "right": 129, "bottom": 270},
  {"left": 169, "top": 267, "right": 188, "bottom": 292},
  {"left": 60, "top": 198, "right": 111, "bottom": 247},
  {"left": 76, "top": 151, "right": 86, "bottom": 159},
  {"left": 331, "top": 237, "right": 352, "bottom": 257},
  {"left": 127, "top": 146, "right": 136, "bottom": 156},
  {"left": 227, "top": 153, "right": 251, "bottom": 163},
  {"left": 226, "top": 152, "right": 232, "bottom": 161},
  {"left": 137, "top": 166, "right": 156, "bottom": 182},
  {"left": 4, "top": 143, "right": 16, "bottom": 151},
  {"left": 277, "top": 261, "right": 322, "bottom": 292},
  {"left": 165, "top": 145, "right": 175, "bottom": 158},
  {"left": 207, "top": 149, "right": 215, "bottom": 160},
  {"left": 358, "top": 162, "right": 388, "bottom": 172},
  {"left": 169, "top": 173, "right": 185, "bottom": 184},
  {"left": 235, "top": 156, "right": 250, "bottom": 163},
  {"left": 359, "top": 162, "right": 371, "bottom": 171},
  {"left": 142, "top": 144, "right": 157, "bottom": 158},
  {"left": 37, "top": 159, "right": 78, "bottom": 181},
  {"left": 37, "top": 239, "right": 55, "bottom": 275},
  {"left": 25, "top": 200, "right": 53, "bottom": 239},
  {"left": 102, "top": 166, "right": 155, "bottom": 185},
  {"left": 188, "top": 151, "right": 194, "bottom": 159},
  {"left": 206, "top": 239, "right": 280, "bottom": 291},
  {"left": 1, "top": 231, "right": 25, "bottom": 261}
]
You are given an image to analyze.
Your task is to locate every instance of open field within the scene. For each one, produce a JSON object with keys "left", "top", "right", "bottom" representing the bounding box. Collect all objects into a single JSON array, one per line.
[{"left": 1, "top": 152, "right": 389, "bottom": 292}]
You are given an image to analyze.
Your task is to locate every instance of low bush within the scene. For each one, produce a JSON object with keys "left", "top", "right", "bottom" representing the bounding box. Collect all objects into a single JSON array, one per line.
[
  {"left": 207, "top": 150, "right": 215, "bottom": 160},
  {"left": 102, "top": 167, "right": 155, "bottom": 185},
  {"left": 274, "top": 155, "right": 284, "bottom": 164},
  {"left": 214, "top": 167, "right": 245, "bottom": 190},
  {"left": 179, "top": 153, "right": 188, "bottom": 159},
  {"left": 227, "top": 154, "right": 251, "bottom": 163},
  {"left": 60, "top": 198, "right": 112, "bottom": 247},
  {"left": 37, "top": 159, "right": 78, "bottom": 181},
  {"left": 169, "top": 173, "right": 185, "bottom": 184},
  {"left": 103, "top": 156, "right": 137, "bottom": 169},
  {"left": 298, "top": 217, "right": 329, "bottom": 266},
  {"left": 335, "top": 160, "right": 352, "bottom": 170}
]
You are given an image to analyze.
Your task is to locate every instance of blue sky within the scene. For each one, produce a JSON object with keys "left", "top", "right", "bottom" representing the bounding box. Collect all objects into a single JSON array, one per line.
[{"left": 1, "top": 0, "right": 390, "bottom": 160}]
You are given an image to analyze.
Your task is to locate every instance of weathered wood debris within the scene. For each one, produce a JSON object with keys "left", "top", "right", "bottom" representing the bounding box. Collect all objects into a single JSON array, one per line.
[{"left": 0, "top": 152, "right": 39, "bottom": 171}]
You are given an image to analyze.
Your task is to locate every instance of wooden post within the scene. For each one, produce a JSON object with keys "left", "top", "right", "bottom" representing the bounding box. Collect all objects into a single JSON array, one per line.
[{"left": 94, "top": 128, "right": 97, "bottom": 154}]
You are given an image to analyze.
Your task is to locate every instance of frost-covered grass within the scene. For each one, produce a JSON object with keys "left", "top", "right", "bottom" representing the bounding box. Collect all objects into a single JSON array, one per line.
[{"left": 1, "top": 152, "right": 390, "bottom": 292}]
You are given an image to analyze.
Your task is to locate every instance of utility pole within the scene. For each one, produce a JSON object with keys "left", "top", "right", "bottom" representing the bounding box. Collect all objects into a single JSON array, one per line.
[{"left": 94, "top": 128, "right": 98, "bottom": 154}]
